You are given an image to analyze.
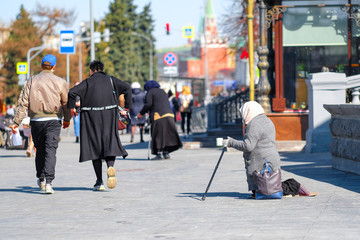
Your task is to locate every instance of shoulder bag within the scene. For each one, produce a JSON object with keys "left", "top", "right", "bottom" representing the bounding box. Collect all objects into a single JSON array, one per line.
[
  {"left": 253, "top": 159, "right": 283, "bottom": 200},
  {"left": 109, "top": 77, "right": 131, "bottom": 130}
]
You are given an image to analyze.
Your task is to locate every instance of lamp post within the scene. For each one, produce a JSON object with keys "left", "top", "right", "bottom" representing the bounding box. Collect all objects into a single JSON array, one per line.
[
  {"left": 257, "top": 0, "right": 271, "bottom": 112},
  {"left": 131, "top": 32, "right": 153, "bottom": 80},
  {"left": 203, "top": 0, "right": 210, "bottom": 105},
  {"left": 90, "top": 0, "right": 95, "bottom": 61}
]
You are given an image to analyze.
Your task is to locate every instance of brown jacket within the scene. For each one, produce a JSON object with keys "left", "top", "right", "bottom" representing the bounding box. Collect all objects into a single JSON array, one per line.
[{"left": 13, "top": 70, "right": 71, "bottom": 125}]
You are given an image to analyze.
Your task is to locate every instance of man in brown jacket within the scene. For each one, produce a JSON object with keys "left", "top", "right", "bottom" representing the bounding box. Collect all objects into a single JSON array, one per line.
[{"left": 10, "top": 54, "right": 71, "bottom": 194}]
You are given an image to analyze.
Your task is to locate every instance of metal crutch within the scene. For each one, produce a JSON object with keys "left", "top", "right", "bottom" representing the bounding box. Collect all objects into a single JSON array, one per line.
[{"left": 201, "top": 147, "right": 227, "bottom": 201}]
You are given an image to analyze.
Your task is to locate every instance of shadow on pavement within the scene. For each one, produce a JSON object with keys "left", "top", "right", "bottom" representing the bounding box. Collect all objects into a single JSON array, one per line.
[
  {"left": 280, "top": 152, "right": 360, "bottom": 194},
  {"left": 123, "top": 142, "right": 150, "bottom": 150},
  {"left": 116, "top": 157, "right": 150, "bottom": 161},
  {"left": 178, "top": 192, "right": 251, "bottom": 200},
  {"left": 0, "top": 186, "right": 93, "bottom": 194},
  {"left": 0, "top": 155, "right": 27, "bottom": 158}
]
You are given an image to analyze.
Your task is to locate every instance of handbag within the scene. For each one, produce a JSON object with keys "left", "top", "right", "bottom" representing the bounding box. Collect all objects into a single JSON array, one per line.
[
  {"left": 109, "top": 77, "right": 131, "bottom": 130},
  {"left": 253, "top": 159, "right": 283, "bottom": 200}
]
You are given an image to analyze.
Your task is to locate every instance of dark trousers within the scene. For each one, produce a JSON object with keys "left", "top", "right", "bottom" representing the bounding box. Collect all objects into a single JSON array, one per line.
[
  {"left": 31, "top": 120, "right": 61, "bottom": 183},
  {"left": 181, "top": 112, "right": 192, "bottom": 134}
]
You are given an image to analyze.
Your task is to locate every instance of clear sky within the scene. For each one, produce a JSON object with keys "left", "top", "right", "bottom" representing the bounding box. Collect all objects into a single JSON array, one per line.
[{"left": 0, "top": 0, "right": 231, "bottom": 50}]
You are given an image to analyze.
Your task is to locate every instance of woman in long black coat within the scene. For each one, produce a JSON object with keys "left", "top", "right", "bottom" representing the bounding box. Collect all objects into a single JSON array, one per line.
[
  {"left": 67, "top": 60, "right": 132, "bottom": 191},
  {"left": 138, "top": 80, "right": 182, "bottom": 160}
]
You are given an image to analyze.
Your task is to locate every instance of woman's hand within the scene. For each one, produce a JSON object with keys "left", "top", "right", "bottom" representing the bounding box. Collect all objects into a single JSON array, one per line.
[{"left": 222, "top": 137, "right": 233, "bottom": 148}]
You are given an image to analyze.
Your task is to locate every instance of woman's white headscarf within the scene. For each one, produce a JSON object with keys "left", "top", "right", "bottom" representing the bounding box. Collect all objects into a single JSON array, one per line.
[{"left": 240, "top": 101, "right": 264, "bottom": 125}]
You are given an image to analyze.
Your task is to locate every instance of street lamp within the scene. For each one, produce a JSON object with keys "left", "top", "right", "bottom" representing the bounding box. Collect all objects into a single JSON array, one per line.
[
  {"left": 90, "top": 0, "right": 95, "bottom": 61},
  {"left": 131, "top": 32, "right": 153, "bottom": 80}
]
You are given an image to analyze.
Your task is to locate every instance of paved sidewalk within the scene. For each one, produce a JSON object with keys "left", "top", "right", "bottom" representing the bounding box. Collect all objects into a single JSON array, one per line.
[{"left": 1, "top": 131, "right": 360, "bottom": 239}]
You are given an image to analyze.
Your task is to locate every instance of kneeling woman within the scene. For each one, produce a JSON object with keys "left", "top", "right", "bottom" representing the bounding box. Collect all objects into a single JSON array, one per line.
[
  {"left": 223, "top": 101, "right": 281, "bottom": 198},
  {"left": 138, "top": 81, "right": 182, "bottom": 160}
]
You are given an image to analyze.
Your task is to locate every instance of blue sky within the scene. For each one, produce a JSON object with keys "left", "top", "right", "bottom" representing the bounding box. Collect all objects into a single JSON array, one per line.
[{"left": 0, "top": 0, "right": 230, "bottom": 49}]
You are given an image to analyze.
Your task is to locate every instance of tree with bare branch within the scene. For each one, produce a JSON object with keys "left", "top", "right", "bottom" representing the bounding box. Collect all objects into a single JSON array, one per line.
[
  {"left": 33, "top": 4, "right": 75, "bottom": 38},
  {"left": 219, "top": 0, "right": 260, "bottom": 52}
]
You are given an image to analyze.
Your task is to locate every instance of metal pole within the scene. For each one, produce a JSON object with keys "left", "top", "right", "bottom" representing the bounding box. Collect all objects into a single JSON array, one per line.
[
  {"left": 67, "top": 54, "right": 70, "bottom": 84},
  {"left": 131, "top": 32, "right": 153, "bottom": 80},
  {"left": 204, "top": 0, "right": 210, "bottom": 105},
  {"left": 79, "top": 37, "right": 82, "bottom": 82},
  {"left": 27, "top": 45, "right": 46, "bottom": 79},
  {"left": 149, "top": 40, "right": 153, "bottom": 80},
  {"left": 247, "top": 0, "right": 255, "bottom": 101},
  {"left": 90, "top": 0, "right": 95, "bottom": 61}
]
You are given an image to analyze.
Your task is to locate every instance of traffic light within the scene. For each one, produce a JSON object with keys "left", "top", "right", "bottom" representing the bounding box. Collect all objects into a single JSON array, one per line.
[{"left": 166, "top": 23, "right": 170, "bottom": 35}]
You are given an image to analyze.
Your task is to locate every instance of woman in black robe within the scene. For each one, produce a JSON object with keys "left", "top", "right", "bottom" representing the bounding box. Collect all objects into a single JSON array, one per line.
[
  {"left": 138, "top": 80, "right": 182, "bottom": 160},
  {"left": 67, "top": 60, "right": 132, "bottom": 191}
]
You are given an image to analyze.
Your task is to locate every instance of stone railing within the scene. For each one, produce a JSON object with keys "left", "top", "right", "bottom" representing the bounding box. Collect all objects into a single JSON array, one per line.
[
  {"left": 346, "top": 74, "right": 360, "bottom": 103},
  {"left": 324, "top": 104, "right": 360, "bottom": 175}
]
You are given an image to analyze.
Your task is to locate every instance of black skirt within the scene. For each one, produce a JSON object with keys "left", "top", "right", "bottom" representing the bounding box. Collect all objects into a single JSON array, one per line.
[
  {"left": 282, "top": 178, "right": 301, "bottom": 196},
  {"left": 151, "top": 116, "right": 182, "bottom": 154}
]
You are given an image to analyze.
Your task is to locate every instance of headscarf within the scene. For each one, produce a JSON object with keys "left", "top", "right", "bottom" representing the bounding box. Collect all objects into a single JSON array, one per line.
[
  {"left": 182, "top": 85, "right": 191, "bottom": 95},
  {"left": 131, "top": 82, "right": 141, "bottom": 89},
  {"left": 240, "top": 101, "right": 264, "bottom": 125},
  {"left": 144, "top": 80, "right": 160, "bottom": 91}
]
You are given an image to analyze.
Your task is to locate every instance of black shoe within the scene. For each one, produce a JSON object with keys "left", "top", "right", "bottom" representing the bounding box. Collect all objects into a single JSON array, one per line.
[
  {"left": 163, "top": 152, "right": 170, "bottom": 159},
  {"left": 93, "top": 180, "right": 105, "bottom": 191},
  {"left": 248, "top": 190, "right": 256, "bottom": 199},
  {"left": 75, "top": 137, "right": 79, "bottom": 143},
  {"left": 151, "top": 153, "right": 164, "bottom": 161}
]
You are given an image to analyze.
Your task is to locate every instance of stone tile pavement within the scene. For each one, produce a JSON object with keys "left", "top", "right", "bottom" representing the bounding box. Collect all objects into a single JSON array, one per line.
[{"left": 0, "top": 130, "right": 360, "bottom": 239}]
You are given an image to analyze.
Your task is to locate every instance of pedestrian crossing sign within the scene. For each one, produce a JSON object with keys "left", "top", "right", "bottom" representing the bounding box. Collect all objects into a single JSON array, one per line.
[
  {"left": 182, "top": 26, "right": 194, "bottom": 39},
  {"left": 16, "top": 62, "right": 28, "bottom": 75}
]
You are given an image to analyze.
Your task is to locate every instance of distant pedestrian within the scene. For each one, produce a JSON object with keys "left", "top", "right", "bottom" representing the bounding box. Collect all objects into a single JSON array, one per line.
[
  {"left": 10, "top": 54, "right": 71, "bottom": 194},
  {"left": 178, "top": 85, "right": 193, "bottom": 136},
  {"left": 222, "top": 101, "right": 281, "bottom": 198},
  {"left": 129, "top": 82, "right": 146, "bottom": 143},
  {"left": 168, "top": 90, "right": 179, "bottom": 122},
  {"left": 138, "top": 80, "right": 182, "bottom": 160},
  {"left": 72, "top": 96, "right": 80, "bottom": 143},
  {"left": 67, "top": 60, "right": 132, "bottom": 191}
]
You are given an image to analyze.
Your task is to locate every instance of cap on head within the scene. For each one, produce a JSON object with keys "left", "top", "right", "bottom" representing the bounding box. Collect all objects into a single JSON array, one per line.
[{"left": 42, "top": 54, "right": 57, "bottom": 66}]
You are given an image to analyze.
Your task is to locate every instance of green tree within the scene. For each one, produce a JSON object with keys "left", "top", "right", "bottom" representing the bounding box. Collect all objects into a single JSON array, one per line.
[
  {"left": 105, "top": 0, "right": 138, "bottom": 83},
  {"left": 104, "top": 0, "right": 156, "bottom": 86},
  {"left": 134, "top": 3, "right": 157, "bottom": 83},
  {"left": 0, "top": 5, "right": 41, "bottom": 104}
]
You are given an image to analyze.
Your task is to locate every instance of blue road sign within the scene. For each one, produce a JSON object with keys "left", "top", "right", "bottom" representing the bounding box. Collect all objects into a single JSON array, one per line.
[{"left": 60, "top": 30, "right": 75, "bottom": 54}]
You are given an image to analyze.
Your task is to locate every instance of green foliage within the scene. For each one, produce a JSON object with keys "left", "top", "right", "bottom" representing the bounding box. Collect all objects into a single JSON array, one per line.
[
  {"left": 0, "top": 5, "right": 41, "bottom": 104},
  {"left": 101, "top": 0, "right": 156, "bottom": 86}
]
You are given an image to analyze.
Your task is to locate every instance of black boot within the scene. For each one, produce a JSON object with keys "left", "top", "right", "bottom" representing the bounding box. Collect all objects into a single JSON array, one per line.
[
  {"left": 151, "top": 152, "right": 164, "bottom": 161},
  {"left": 163, "top": 151, "right": 170, "bottom": 159},
  {"left": 75, "top": 137, "right": 79, "bottom": 143}
]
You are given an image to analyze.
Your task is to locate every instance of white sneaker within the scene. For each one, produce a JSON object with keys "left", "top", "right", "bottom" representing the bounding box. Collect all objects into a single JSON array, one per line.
[
  {"left": 45, "top": 184, "right": 54, "bottom": 194},
  {"left": 37, "top": 179, "right": 46, "bottom": 191}
]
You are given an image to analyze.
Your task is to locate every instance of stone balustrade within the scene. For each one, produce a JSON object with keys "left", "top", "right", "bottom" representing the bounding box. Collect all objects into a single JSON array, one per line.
[{"left": 324, "top": 104, "right": 360, "bottom": 175}]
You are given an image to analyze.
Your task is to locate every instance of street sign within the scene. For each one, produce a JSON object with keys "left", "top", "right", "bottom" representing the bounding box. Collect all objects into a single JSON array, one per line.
[
  {"left": 163, "top": 66, "right": 178, "bottom": 75},
  {"left": 18, "top": 74, "right": 26, "bottom": 86},
  {"left": 16, "top": 62, "right": 28, "bottom": 74},
  {"left": 60, "top": 30, "right": 75, "bottom": 54},
  {"left": 163, "top": 52, "right": 177, "bottom": 66},
  {"left": 94, "top": 31, "right": 101, "bottom": 43},
  {"left": 182, "top": 26, "right": 194, "bottom": 39}
]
